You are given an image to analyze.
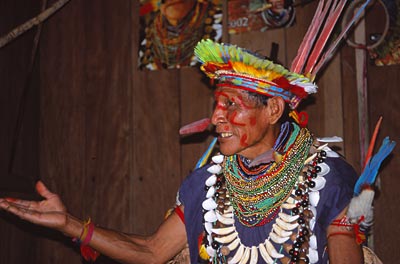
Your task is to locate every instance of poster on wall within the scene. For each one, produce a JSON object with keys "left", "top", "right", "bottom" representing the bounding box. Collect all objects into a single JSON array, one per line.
[
  {"left": 370, "top": 0, "right": 400, "bottom": 66},
  {"left": 228, "top": 0, "right": 295, "bottom": 34},
  {"left": 139, "top": 0, "right": 223, "bottom": 70}
]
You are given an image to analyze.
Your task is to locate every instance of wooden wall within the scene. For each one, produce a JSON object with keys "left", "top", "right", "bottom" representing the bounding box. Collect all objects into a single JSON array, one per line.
[
  {"left": 35, "top": 0, "right": 214, "bottom": 263},
  {"left": 369, "top": 63, "right": 400, "bottom": 263},
  {"left": 0, "top": 1, "right": 40, "bottom": 263},
  {"left": 0, "top": 0, "right": 398, "bottom": 263}
]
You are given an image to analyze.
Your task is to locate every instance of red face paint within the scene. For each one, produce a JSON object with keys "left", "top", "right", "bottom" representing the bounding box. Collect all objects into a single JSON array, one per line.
[
  {"left": 214, "top": 91, "right": 229, "bottom": 110},
  {"left": 250, "top": 116, "right": 257, "bottom": 126},
  {"left": 240, "top": 134, "right": 249, "bottom": 147},
  {"left": 215, "top": 103, "right": 227, "bottom": 111},
  {"left": 212, "top": 87, "right": 273, "bottom": 160},
  {"left": 229, "top": 111, "right": 246, "bottom": 126}
]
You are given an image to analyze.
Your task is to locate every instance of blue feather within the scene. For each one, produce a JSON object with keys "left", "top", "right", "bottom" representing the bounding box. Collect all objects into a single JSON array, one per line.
[
  {"left": 354, "top": 137, "right": 396, "bottom": 195},
  {"left": 195, "top": 137, "right": 218, "bottom": 169}
]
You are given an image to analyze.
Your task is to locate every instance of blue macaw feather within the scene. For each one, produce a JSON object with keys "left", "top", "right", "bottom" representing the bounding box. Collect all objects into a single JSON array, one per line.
[
  {"left": 195, "top": 137, "right": 218, "bottom": 169},
  {"left": 354, "top": 137, "right": 396, "bottom": 195}
]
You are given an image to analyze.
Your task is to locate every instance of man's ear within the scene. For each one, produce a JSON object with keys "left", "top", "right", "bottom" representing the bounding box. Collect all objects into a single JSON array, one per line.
[{"left": 266, "top": 96, "right": 285, "bottom": 125}]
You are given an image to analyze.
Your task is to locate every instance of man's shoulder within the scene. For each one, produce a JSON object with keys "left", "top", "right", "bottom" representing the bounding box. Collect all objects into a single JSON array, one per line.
[{"left": 323, "top": 156, "right": 358, "bottom": 185}]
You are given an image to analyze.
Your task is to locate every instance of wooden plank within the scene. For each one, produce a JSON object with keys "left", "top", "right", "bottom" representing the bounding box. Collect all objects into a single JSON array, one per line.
[
  {"left": 0, "top": 0, "right": 40, "bottom": 263},
  {"left": 80, "top": 0, "right": 132, "bottom": 231},
  {"left": 367, "top": 62, "right": 400, "bottom": 262},
  {"left": 0, "top": 0, "right": 40, "bottom": 196},
  {"left": 179, "top": 67, "right": 214, "bottom": 177},
  {"left": 132, "top": 69, "right": 182, "bottom": 234},
  {"left": 38, "top": 0, "right": 132, "bottom": 263},
  {"left": 230, "top": 28, "right": 287, "bottom": 66},
  {"left": 340, "top": 45, "right": 361, "bottom": 172},
  {"left": 317, "top": 54, "right": 345, "bottom": 154},
  {"left": 38, "top": 0, "right": 87, "bottom": 262}
]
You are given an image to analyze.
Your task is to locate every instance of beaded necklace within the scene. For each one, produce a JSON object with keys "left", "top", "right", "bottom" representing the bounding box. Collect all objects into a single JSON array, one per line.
[
  {"left": 200, "top": 124, "right": 330, "bottom": 264},
  {"left": 224, "top": 127, "right": 313, "bottom": 227}
]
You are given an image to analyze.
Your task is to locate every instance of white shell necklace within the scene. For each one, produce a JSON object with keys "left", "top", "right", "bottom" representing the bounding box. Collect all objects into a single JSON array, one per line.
[{"left": 201, "top": 143, "right": 331, "bottom": 264}]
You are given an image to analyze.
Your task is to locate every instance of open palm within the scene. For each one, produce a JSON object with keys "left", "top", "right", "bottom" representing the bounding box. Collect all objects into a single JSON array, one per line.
[{"left": 0, "top": 181, "right": 68, "bottom": 231}]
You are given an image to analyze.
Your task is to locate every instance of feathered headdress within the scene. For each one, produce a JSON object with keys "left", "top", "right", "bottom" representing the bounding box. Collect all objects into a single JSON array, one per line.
[
  {"left": 194, "top": 40, "right": 316, "bottom": 109},
  {"left": 194, "top": 0, "right": 372, "bottom": 109}
]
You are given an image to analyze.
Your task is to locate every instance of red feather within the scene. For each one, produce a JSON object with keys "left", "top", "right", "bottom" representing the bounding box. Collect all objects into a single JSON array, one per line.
[
  {"left": 80, "top": 245, "right": 100, "bottom": 262},
  {"left": 273, "top": 77, "right": 308, "bottom": 98},
  {"left": 179, "top": 118, "right": 211, "bottom": 135},
  {"left": 363, "top": 116, "right": 383, "bottom": 170}
]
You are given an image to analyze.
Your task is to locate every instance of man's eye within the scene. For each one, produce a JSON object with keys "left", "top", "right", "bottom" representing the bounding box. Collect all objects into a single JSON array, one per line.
[{"left": 227, "top": 101, "right": 236, "bottom": 107}]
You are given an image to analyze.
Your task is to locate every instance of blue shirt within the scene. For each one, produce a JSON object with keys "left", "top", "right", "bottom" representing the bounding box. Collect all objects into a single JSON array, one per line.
[{"left": 178, "top": 156, "right": 357, "bottom": 263}]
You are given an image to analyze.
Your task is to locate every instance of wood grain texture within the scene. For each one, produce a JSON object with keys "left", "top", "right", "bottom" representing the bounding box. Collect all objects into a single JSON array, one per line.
[
  {"left": 363, "top": 8, "right": 400, "bottom": 262},
  {"left": 179, "top": 67, "right": 214, "bottom": 177},
  {"left": 230, "top": 28, "right": 287, "bottom": 66},
  {"left": 0, "top": 1, "right": 40, "bottom": 263},
  {"left": 0, "top": 0, "right": 40, "bottom": 195},
  {"left": 367, "top": 62, "right": 400, "bottom": 262},
  {"left": 340, "top": 45, "right": 361, "bottom": 173},
  {"left": 131, "top": 69, "right": 182, "bottom": 234},
  {"left": 38, "top": 0, "right": 132, "bottom": 263}
]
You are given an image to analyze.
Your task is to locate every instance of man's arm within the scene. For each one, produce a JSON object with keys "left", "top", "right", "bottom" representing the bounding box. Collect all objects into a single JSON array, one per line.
[
  {"left": 326, "top": 207, "right": 363, "bottom": 264},
  {"left": 0, "top": 181, "right": 187, "bottom": 264},
  {"left": 64, "top": 208, "right": 187, "bottom": 264}
]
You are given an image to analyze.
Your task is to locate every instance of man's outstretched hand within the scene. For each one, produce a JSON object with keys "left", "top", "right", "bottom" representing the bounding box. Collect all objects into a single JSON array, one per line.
[{"left": 0, "top": 181, "right": 69, "bottom": 232}]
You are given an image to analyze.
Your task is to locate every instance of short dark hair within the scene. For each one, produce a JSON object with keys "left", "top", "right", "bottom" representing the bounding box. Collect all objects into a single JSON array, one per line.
[{"left": 245, "top": 91, "right": 294, "bottom": 124}]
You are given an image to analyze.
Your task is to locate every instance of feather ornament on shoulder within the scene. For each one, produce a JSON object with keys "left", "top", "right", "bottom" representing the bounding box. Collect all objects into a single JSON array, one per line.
[{"left": 347, "top": 117, "right": 396, "bottom": 226}]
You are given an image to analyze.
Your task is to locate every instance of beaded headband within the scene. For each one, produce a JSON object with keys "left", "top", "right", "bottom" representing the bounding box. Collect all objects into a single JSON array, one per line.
[{"left": 194, "top": 0, "right": 371, "bottom": 109}]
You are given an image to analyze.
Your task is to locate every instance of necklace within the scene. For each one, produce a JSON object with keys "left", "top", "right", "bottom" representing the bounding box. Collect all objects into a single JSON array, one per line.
[
  {"left": 200, "top": 127, "right": 330, "bottom": 264},
  {"left": 224, "top": 128, "right": 313, "bottom": 227}
]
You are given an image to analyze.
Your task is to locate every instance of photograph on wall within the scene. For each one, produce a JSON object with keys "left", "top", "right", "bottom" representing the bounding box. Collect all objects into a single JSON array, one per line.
[
  {"left": 228, "top": 0, "right": 295, "bottom": 34},
  {"left": 370, "top": 0, "right": 400, "bottom": 66},
  {"left": 139, "top": 0, "right": 223, "bottom": 70}
]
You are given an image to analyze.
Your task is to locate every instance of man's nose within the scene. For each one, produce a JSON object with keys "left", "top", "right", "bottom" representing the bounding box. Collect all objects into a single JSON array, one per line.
[{"left": 211, "top": 106, "right": 227, "bottom": 126}]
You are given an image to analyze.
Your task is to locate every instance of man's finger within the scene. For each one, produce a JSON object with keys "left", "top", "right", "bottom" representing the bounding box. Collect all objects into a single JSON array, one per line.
[
  {"left": 0, "top": 199, "right": 10, "bottom": 210},
  {"left": 2, "top": 201, "right": 43, "bottom": 224},
  {"left": 5, "top": 198, "right": 38, "bottom": 210},
  {"left": 36, "top": 181, "right": 55, "bottom": 199}
]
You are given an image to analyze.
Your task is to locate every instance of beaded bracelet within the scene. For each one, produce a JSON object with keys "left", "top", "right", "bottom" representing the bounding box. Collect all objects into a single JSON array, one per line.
[{"left": 73, "top": 218, "right": 100, "bottom": 262}]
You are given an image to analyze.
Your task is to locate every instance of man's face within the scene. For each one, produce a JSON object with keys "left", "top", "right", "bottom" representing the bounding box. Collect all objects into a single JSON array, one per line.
[
  {"left": 160, "top": 0, "right": 196, "bottom": 25},
  {"left": 211, "top": 87, "right": 275, "bottom": 159}
]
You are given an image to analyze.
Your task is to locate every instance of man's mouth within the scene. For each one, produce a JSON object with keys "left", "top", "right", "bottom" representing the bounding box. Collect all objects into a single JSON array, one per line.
[{"left": 220, "top": 132, "right": 233, "bottom": 138}]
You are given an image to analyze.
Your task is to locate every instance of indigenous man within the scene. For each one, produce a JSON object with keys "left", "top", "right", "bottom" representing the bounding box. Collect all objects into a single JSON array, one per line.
[{"left": 0, "top": 39, "right": 364, "bottom": 264}]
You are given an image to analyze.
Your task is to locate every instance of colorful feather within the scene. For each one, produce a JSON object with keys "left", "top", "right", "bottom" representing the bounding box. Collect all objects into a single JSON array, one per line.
[
  {"left": 312, "top": 0, "right": 373, "bottom": 76},
  {"left": 363, "top": 116, "right": 383, "bottom": 169},
  {"left": 354, "top": 136, "right": 396, "bottom": 195},
  {"left": 304, "top": 0, "right": 347, "bottom": 74},
  {"left": 290, "top": 0, "right": 329, "bottom": 73},
  {"left": 179, "top": 118, "right": 211, "bottom": 136},
  {"left": 195, "top": 137, "right": 218, "bottom": 169}
]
